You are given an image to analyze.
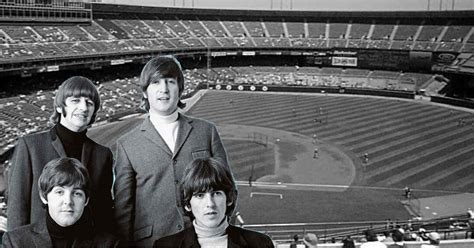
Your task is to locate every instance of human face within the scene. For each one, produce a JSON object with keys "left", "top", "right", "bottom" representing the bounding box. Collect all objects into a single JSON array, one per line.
[
  {"left": 58, "top": 96, "right": 95, "bottom": 132},
  {"left": 40, "top": 185, "right": 88, "bottom": 227},
  {"left": 187, "top": 190, "right": 230, "bottom": 229},
  {"left": 145, "top": 77, "right": 180, "bottom": 116}
]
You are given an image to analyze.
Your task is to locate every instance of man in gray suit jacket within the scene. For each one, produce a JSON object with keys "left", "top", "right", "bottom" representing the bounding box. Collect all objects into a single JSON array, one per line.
[
  {"left": 113, "top": 56, "right": 231, "bottom": 247},
  {"left": 7, "top": 76, "right": 114, "bottom": 233}
]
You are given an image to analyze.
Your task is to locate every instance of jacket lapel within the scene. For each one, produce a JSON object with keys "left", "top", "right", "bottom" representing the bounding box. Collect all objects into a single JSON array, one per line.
[
  {"left": 141, "top": 116, "right": 173, "bottom": 156},
  {"left": 228, "top": 226, "right": 248, "bottom": 248},
  {"left": 81, "top": 138, "right": 93, "bottom": 170},
  {"left": 50, "top": 128, "right": 67, "bottom": 158},
  {"left": 173, "top": 114, "right": 193, "bottom": 159},
  {"left": 31, "top": 216, "right": 53, "bottom": 248},
  {"left": 182, "top": 227, "right": 201, "bottom": 248}
]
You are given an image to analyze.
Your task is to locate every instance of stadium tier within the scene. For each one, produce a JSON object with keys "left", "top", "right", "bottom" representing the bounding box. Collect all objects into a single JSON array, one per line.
[
  {"left": 0, "top": 20, "right": 471, "bottom": 58},
  {"left": 0, "top": 6, "right": 473, "bottom": 62}
]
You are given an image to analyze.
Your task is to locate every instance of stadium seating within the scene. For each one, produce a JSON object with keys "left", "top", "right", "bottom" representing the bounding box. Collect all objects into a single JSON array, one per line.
[
  {"left": 286, "top": 21, "right": 305, "bottom": 38},
  {"left": 393, "top": 24, "right": 418, "bottom": 41},
  {"left": 417, "top": 25, "right": 444, "bottom": 42},
  {"left": 0, "top": 16, "right": 470, "bottom": 62},
  {"left": 307, "top": 22, "right": 326, "bottom": 39}
]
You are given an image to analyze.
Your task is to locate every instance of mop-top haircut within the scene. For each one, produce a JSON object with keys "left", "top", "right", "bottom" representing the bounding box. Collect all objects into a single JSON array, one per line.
[
  {"left": 182, "top": 158, "right": 237, "bottom": 218},
  {"left": 48, "top": 76, "right": 100, "bottom": 127},
  {"left": 38, "top": 157, "right": 91, "bottom": 201},
  {"left": 139, "top": 55, "right": 186, "bottom": 111}
]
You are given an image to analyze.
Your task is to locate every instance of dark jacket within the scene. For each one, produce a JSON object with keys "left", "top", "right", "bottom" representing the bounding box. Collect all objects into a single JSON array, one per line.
[
  {"left": 153, "top": 225, "right": 275, "bottom": 248},
  {"left": 2, "top": 215, "right": 119, "bottom": 248},
  {"left": 114, "top": 114, "right": 229, "bottom": 247},
  {"left": 7, "top": 127, "right": 114, "bottom": 232}
]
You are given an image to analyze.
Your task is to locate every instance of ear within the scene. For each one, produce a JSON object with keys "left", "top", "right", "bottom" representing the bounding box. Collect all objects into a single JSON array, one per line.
[
  {"left": 227, "top": 200, "right": 233, "bottom": 207},
  {"left": 142, "top": 92, "right": 148, "bottom": 99},
  {"left": 184, "top": 204, "right": 191, "bottom": 212},
  {"left": 56, "top": 107, "right": 62, "bottom": 114},
  {"left": 84, "top": 197, "right": 89, "bottom": 207},
  {"left": 40, "top": 193, "right": 48, "bottom": 205}
]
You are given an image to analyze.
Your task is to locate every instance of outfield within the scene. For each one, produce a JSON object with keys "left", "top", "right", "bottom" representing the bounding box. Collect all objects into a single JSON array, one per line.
[{"left": 89, "top": 90, "right": 474, "bottom": 230}]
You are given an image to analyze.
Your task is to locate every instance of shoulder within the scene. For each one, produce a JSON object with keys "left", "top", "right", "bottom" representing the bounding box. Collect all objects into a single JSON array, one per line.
[
  {"left": 116, "top": 119, "right": 146, "bottom": 144},
  {"left": 88, "top": 138, "right": 112, "bottom": 155},
  {"left": 228, "top": 225, "right": 273, "bottom": 244},
  {"left": 85, "top": 135, "right": 111, "bottom": 150},
  {"left": 180, "top": 114, "right": 216, "bottom": 128},
  {"left": 4, "top": 224, "right": 36, "bottom": 241},
  {"left": 7, "top": 223, "right": 36, "bottom": 234},
  {"left": 19, "top": 129, "right": 51, "bottom": 144},
  {"left": 117, "top": 116, "right": 148, "bottom": 142}
]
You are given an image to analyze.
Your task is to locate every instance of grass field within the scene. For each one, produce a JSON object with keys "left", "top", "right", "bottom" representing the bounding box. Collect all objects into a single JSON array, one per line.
[{"left": 89, "top": 90, "right": 474, "bottom": 237}]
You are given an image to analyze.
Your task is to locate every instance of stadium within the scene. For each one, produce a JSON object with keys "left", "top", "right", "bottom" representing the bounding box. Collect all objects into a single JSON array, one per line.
[{"left": 0, "top": 0, "right": 474, "bottom": 246}]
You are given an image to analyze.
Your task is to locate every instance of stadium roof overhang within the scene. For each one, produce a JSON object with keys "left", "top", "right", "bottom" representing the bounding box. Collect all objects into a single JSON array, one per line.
[{"left": 91, "top": 3, "right": 474, "bottom": 23}]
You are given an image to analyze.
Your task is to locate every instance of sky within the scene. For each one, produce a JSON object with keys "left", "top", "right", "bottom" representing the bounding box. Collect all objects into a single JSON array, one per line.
[{"left": 99, "top": 0, "right": 474, "bottom": 11}]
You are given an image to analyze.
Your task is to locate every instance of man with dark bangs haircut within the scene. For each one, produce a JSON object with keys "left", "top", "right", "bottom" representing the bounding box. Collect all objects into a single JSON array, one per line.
[
  {"left": 7, "top": 76, "right": 114, "bottom": 233},
  {"left": 153, "top": 158, "right": 274, "bottom": 248},
  {"left": 3, "top": 157, "right": 119, "bottom": 247},
  {"left": 114, "top": 56, "right": 231, "bottom": 246}
]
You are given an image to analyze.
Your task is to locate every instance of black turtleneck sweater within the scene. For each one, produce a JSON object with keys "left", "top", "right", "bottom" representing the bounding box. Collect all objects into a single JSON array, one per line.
[
  {"left": 55, "top": 124, "right": 87, "bottom": 161},
  {"left": 46, "top": 210, "right": 91, "bottom": 248}
]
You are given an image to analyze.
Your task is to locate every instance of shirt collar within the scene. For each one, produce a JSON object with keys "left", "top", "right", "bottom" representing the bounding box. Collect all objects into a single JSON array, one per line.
[{"left": 149, "top": 109, "right": 179, "bottom": 125}]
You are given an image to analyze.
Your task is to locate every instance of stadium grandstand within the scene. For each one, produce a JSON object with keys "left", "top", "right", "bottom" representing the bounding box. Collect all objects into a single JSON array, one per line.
[{"left": 1, "top": 0, "right": 474, "bottom": 247}]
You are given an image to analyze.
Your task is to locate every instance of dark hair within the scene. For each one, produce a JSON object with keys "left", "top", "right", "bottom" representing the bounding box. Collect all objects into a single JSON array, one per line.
[
  {"left": 392, "top": 229, "right": 404, "bottom": 242},
  {"left": 139, "top": 55, "right": 186, "bottom": 111},
  {"left": 48, "top": 76, "right": 100, "bottom": 127},
  {"left": 38, "top": 157, "right": 91, "bottom": 201},
  {"left": 182, "top": 158, "right": 237, "bottom": 219}
]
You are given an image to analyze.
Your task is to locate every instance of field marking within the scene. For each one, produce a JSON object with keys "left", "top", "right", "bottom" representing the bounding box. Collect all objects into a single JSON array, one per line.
[
  {"left": 236, "top": 181, "right": 463, "bottom": 194},
  {"left": 250, "top": 192, "right": 283, "bottom": 199},
  {"left": 237, "top": 182, "right": 287, "bottom": 188}
]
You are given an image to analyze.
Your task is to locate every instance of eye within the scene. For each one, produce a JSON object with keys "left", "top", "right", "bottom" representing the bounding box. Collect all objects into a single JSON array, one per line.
[
  {"left": 73, "top": 190, "right": 85, "bottom": 197},
  {"left": 194, "top": 193, "right": 205, "bottom": 199},
  {"left": 54, "top": 189, "right": 64, "bottom": 195},
  {"left": 166, "top": 78, "right": 177, "bottom": 84},
  {"left": 86, "top": 100, "right": 94, "bottom": 107},
  {"left": 71, "top": 98, "right": 80, "bottom": 103},
  {"left": 213, "top": 191, "right": 225, "bottom": 196}
]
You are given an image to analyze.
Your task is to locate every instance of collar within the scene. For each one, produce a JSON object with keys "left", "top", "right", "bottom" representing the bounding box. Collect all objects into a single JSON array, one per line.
[
  {"left": 181, "top": 225, "right": 249, "bottom": 248},
  {"left": 140, "top": 114, "right": 193, "bottom": 158},
  {"left": 149, "top": 109, "right": 179, "bottom": 125},
  {"left": 46, "top": 210, "right": 91, "bottom": 239},
  {"left": 193, "top": 219, "right": 229, "bottom": 238},
  {"left": 55, "top": 123, "right": 87, "bottom": 142}
]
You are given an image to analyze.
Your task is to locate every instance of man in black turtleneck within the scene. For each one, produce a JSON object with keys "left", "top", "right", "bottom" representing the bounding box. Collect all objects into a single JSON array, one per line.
[
  {"left": 7, "top": 76, "right": 114, "bottom": 234},
  {"left": 3, "top": 158, "right": 118, "bottom": 247}
]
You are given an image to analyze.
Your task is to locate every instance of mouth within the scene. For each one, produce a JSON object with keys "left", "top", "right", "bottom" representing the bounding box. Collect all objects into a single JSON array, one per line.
[
  {"left": 157, "top": 97, "right": 170, "bottom": 101},
  {"left": 205, "top": 211, "right": 217, "bottom": 216},
  {"left": 74, "top": 113, "right": 88, "bottom": 119}
]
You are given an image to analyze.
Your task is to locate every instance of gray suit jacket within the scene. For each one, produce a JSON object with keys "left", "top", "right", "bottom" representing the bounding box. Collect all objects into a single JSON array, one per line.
[
  {"left": 7, "top": 127, "right": 114, "bottom": 232},
  {"left": 113, "top": 114, "right": 229, "bottom": 247}
]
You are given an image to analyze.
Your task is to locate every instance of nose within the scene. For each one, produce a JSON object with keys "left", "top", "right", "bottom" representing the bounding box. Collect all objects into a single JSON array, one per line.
[
  {"left": 62, "top": 192, "right": 73, "bottom": 206},
  {"left": 204, "top": 194, "right": 216, "bottom": 208},
  {"left": 157, "top": 80, "right": 169, "bottom": 93},
  {"left": 77, "top": 98, "right": 88, "bottom": 110}
]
